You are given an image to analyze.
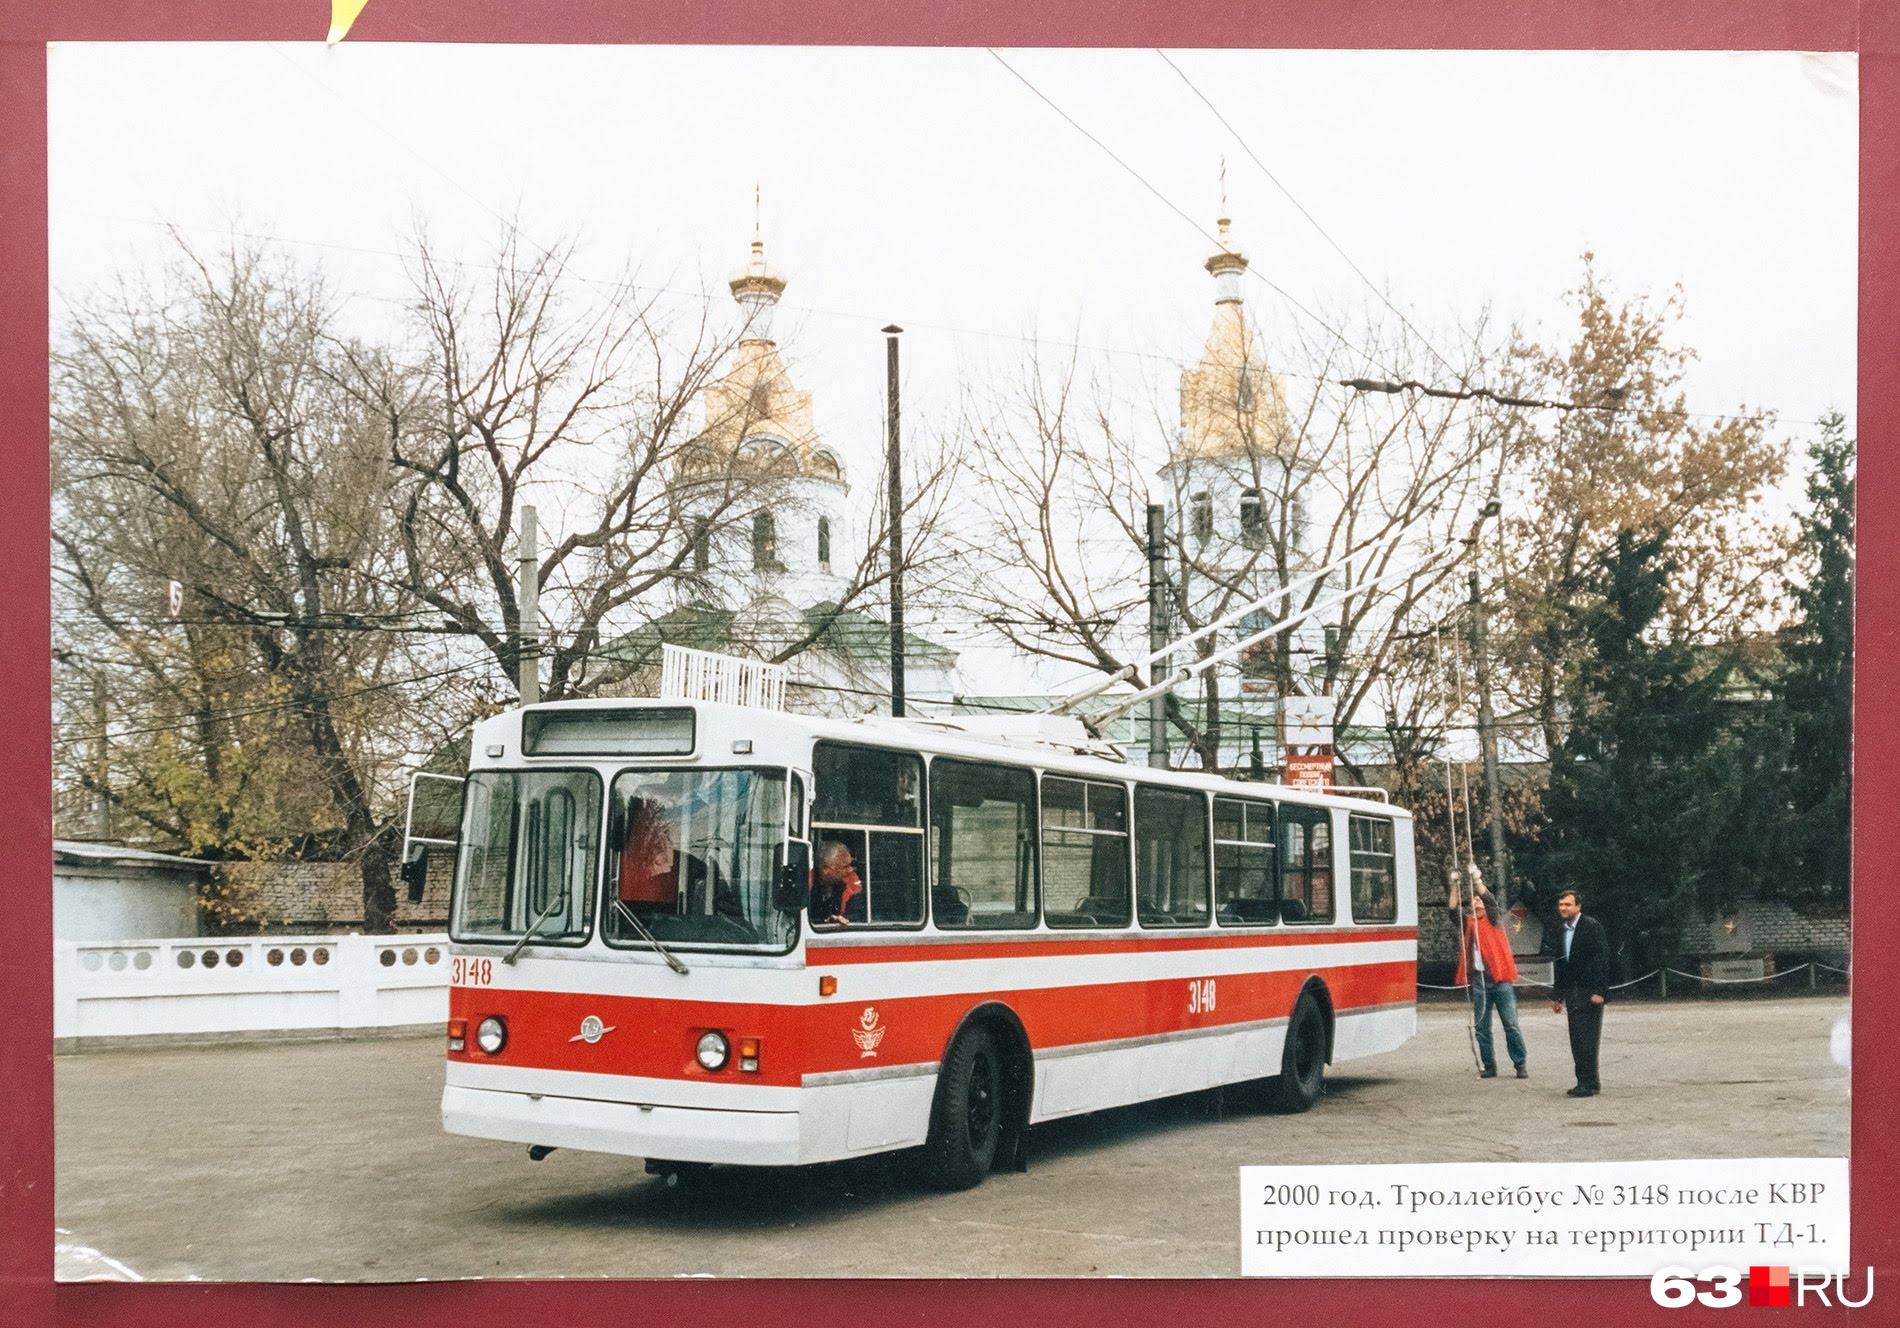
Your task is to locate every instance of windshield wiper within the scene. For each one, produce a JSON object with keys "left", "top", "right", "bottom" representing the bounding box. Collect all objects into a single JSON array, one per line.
[
  {"left": 612, "top": 899, "right": 690, "bottom": 975},
  {"left": 502, "top": 892, "right": 571, "bottom": 966}
]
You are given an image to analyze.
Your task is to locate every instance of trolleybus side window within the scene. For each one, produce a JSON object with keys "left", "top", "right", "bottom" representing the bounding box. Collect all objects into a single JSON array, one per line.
[
  {"left": 1133, "top": 785, "right": 1210, "bottom": 928},
  {"left": 1349, "top": 813, "right": 1398, "bottom": 923},
  {"left": 602, "top": 767, "right": 796, "bottom": 951},
  {"left": 930, "top": 758, "right": 1038, "bottom": 930},
  {"left": 811, "top": 742, "right": 925, "bottom": 927},
  {"left": 1213, "top": 796, "right": 1277, "bottom": 925},
  {"left": 1278, "top": 805, "right": 1334, "bottom": 924},
  {"left": 450, "top": 769, "right": 600, "bottom": 945},
  {"left": 1041, "top": 776, "right": 1131, "bottom": 929}
]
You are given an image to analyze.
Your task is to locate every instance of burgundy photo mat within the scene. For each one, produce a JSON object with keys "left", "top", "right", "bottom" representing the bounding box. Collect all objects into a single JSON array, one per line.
[{"left": 1, "top": 3, "right": 1888, "bottom": 1325}]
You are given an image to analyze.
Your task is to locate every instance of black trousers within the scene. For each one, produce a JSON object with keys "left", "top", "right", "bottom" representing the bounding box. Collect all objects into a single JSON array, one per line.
[{"left": 1565, "top": 992, "right": 1604, "bottom": 1090}]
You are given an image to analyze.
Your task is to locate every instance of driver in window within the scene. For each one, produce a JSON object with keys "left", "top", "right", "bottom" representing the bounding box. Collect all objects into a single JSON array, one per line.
[
  {"left": 619, "top": 797, "right": 742, "bottom": 921},
  {"left": 618, "top": 798, "right": 681, "bottom": 909},
  {"left": 810, "top": 840, "right": 862, "bottom": 926}
]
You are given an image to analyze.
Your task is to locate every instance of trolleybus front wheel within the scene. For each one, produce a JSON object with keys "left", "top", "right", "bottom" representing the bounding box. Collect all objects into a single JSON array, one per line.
[
  {"left": 922, "top": 1024, "right": 1002, "bottom": 1190},
  {"left": 1266, "top": 991, "right": 1327, "bottom": 1113}
]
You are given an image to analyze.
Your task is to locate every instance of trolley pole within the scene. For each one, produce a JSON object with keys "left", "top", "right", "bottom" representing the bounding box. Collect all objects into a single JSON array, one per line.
[
  {"left": 883, "top": 325, "right": 906, "bottom": 718},
  {"left": 1147, "top": 503, "right": 1170, "bottom": 769},
  {"left": 1467, "top": 499, "right": 1506, "bottom": 906},
  {"left": 517, "top": 504, "right": 540, "bottom": 706}
]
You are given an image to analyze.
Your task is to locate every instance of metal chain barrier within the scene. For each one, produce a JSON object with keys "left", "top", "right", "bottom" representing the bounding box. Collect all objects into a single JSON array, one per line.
[
  {"left": 1662, "top": 963, "right": 1813, "bottom": 986},
  {"left": 1420, "top": 961, "right": 1847, "bottom": 994}
]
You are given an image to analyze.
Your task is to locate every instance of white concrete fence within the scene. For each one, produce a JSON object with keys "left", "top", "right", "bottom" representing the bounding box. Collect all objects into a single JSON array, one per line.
[{"left": 55, "top": 933, "right": 449, "bottom": 1048}]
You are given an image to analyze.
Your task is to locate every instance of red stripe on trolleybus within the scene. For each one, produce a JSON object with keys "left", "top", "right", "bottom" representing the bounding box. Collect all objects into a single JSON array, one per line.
[{"left": 448, "top": 958, "right": 1414, "bottom": 1088}]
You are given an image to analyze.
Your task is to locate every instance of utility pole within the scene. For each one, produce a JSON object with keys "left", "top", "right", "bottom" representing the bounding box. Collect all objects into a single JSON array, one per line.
[
  {"left": 1467, "top": 498, "right": 1506, "bottom": 905},
  {"left": 517, "top": 504, "right": 540, "bottom": 706},
  {"left": 1146, "top": 503, "right": 1170, "bottom": 769},
  {"left": 91, "top": 676, "right": 111, "bottom": 840},
  {"left": 883, "top": 325, "right": 906, "bottom": 718}
]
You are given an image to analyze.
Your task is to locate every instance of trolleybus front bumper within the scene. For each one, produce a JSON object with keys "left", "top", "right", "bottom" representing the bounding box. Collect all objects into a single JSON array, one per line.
[{"left": 442, "top": 1083, "right": 803, "bottom": 1167}]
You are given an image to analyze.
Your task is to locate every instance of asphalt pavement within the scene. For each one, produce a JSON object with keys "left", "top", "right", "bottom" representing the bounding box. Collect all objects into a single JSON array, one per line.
[{"left": 54, "top": 995, "right": 1850, "bottom": 1281}]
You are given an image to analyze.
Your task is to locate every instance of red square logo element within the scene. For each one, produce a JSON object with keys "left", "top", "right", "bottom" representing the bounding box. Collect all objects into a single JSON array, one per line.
[{"left": 1749, "top": 1265, "right": 1791, "bottom": 1307}]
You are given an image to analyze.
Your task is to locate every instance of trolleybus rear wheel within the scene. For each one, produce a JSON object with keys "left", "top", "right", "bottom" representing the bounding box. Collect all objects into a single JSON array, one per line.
[
  {"left": 923, "top": 1024, "right": 1002, "bottom": 1190},
  {"left": 1266, "top": 992, "right": 1327, "bottom": 1113}
]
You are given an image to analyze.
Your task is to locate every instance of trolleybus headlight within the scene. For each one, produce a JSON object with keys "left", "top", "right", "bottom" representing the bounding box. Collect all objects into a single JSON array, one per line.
[
  {"left": 696, "top": 1030, "right": 731, "bottom": 1071},
  {"left": 476, "top": 1016, "right": 507, "bottom": 1055}
]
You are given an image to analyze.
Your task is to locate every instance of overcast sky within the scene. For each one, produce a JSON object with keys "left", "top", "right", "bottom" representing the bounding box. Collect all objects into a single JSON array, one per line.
[
  {"left": 47, "top": 43, "right": 1859, "bottom": 697},
  {"left": 49, "top": 44, "right": 1856, "bottom": 443}
]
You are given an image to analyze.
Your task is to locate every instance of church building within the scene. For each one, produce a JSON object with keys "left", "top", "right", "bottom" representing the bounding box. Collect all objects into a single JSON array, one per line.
[
  {"left": 1152, "top": 210, "right": 1335, "bottom": 767},
  {"left": 611, "top": 223, "right": 955, "bottom": 716}
]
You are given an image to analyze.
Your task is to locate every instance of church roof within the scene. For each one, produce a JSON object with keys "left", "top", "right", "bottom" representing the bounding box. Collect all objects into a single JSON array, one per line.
[
  {"left": 1177, "top": 215, "right": 1294, "bottom": 462},
  {"left": 597, "top": 600, "right": 956, "bottom": 672},
  {"left": 683, "top": 230, "right": 843, "bottom": 484}
]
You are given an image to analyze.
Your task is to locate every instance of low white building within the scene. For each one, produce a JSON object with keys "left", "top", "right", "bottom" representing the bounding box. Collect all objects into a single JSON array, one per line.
[{"left": 54, "top": 840, "right": 208, "bottom": 942}]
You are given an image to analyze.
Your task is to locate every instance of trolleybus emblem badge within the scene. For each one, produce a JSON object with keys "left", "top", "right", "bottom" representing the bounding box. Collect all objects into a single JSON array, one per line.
[
  {"left": 570, "top": 1015, "right": 615, "bottom": 1044},
  {"left": 852, "top": 1006, "right": 886, "bottom": 1058}
]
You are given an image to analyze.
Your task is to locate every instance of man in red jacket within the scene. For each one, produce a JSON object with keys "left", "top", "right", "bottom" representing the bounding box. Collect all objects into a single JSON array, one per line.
[{"left": 1449, "top": 870, "right": 1528, "bottom": 1079}]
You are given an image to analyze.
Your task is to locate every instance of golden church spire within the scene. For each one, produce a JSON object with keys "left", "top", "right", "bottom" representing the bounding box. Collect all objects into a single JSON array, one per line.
[
  {"left": 730, "top": 188, "right": 787, "bottom": 343},
  {"left": 1205, "top": 165, "right": 1250, "bottom": 306},
  {"left": 1179, "top": 205, "right": 1289, "bottom": 459}
]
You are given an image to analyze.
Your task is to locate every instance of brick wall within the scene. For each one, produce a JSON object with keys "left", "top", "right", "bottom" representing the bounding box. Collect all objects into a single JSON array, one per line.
[
  {"left": 1420, "top": 903, "right": 1460, "bottom": 964},
  {"left": 1677, "top": 897, "right": 1849, "bottom": 958},
  {"left": 207, "top": 857, "right": 451, "bottom": 935}
]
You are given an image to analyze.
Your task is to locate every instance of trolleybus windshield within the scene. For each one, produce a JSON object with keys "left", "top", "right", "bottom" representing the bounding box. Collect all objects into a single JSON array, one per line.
[
  {"left": 605, "top": 767, "right": 795, "bottom": 952},
  {"left": 451, "top": 769, "right": 602, "bottom": 946}
]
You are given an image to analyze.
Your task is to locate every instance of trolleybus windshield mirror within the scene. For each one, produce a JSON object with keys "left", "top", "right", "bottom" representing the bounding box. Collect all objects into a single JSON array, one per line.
[
  {"left": 400, "top": 843, "right": 429, "bottom": 901},
  {"left": 775, "top": 839, "right": 811, "bottom": 913}
]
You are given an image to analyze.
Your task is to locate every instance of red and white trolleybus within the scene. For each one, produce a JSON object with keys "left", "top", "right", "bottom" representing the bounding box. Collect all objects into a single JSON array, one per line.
[{"left": 429, "top": 696, "right": 1417, "bottom": 1189}]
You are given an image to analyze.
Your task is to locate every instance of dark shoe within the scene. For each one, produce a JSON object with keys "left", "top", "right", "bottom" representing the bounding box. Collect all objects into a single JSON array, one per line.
[
  {"left": 1515, "top": 1067, "right": 1528, "bottom": 1079},
  {"left": 1565, "top": 1086, "right": 1597, "bottom": 1097},
  {"left": 1480, "top": 1066, "right": 1498, "bottom": 1078}
]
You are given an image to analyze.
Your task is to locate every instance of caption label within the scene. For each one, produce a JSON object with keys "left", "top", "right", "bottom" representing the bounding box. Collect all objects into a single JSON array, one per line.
[{"left": 1238, "top": 1158, "right": 1847, "bottom": 1278}]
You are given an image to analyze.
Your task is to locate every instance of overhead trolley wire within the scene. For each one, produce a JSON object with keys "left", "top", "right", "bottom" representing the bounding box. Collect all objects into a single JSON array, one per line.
[
  {"left": 1152, "top": 50, "right": 1462, "bottom": 383},
  {"left": 984, "top": 49, "right": 1402, "bottom": 385}
]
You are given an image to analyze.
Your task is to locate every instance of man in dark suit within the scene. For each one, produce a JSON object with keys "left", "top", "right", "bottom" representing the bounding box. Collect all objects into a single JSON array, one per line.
[{"left": 1550, "top": 889, "right": 1610, "bottom": 1097}]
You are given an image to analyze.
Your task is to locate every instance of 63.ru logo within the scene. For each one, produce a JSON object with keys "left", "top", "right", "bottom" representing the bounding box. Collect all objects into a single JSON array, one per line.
[{"left": 1650, "top": 1266, "right": 1874, "bottom": 1308}]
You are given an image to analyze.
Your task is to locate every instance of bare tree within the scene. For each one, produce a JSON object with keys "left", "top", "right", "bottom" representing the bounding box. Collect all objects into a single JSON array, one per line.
[
  {"left": 349, "top": 225, "right": 763, "bottom": 702},
  {"left": 52, "top": 238, "right": 433, "bottom": 929},
  {"left": 957, "top": 307, "right": 1509, "bottom": 773},
  {"left": 362, "top": 224, "right": 967, "bottom": 712}
]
